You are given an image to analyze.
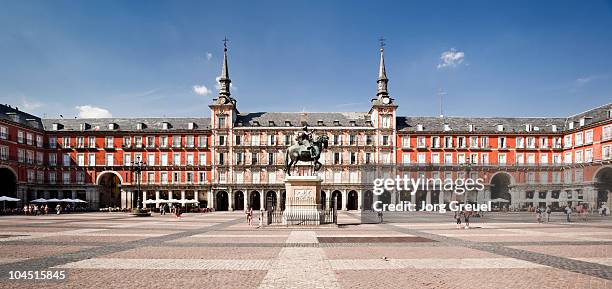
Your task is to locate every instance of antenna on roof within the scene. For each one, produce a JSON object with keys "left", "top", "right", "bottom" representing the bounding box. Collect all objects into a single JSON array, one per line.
[
  {"left": 59, "top": 114, "right": 64, "bottom": 119},
  {"left": 438, "top": 89, "right": 446, "bottom": 118}
]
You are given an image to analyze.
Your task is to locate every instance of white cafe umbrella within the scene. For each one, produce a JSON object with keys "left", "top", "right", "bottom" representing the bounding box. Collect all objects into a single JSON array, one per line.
[
  {"left": 73, "top": 199, "right": 88, "bottom": 203},
  {"left": 490, "top": 198, "right": 509, "bottom": 203},
  {"left": 60, "top": 198, "right": 75, "bottom": 203},
  {"left": 143, "top": 199, "right": 156, "bottom": 204},
  {"left": 30, "top": 198, "right": 48, "bottom": 203},
  {"left": 46, "top": 198, "right": 61, "bottom": 202},
  {"left": 0, "top": 196, "right": 20, "bottom": 211}
]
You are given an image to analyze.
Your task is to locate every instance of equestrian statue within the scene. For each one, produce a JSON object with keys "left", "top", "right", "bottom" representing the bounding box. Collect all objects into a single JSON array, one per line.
[{"left": 285, "top": 126, "right": 329, "bottom": 176}]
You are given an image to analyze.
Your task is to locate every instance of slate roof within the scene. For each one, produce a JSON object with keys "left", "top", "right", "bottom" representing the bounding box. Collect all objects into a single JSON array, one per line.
[
  {"left": 0, "top": 104, "right": 44, "bottom": 130},
  {"left": 235, "top": 112, "right": 372, "bottom": 128},
  {"left": 397, "top": 116, "right": 566, "bottom": 133},
  {"left": 40, "top": 117, "right": 211, "bottom": 132},
  {"left": 564, "top": 103, "right": 612, "bottom": 130}
]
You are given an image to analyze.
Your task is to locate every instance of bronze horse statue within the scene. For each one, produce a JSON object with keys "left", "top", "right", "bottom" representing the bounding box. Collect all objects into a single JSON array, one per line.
[{"left": 285, "top": 135, "right": 329, "bottom": 176}]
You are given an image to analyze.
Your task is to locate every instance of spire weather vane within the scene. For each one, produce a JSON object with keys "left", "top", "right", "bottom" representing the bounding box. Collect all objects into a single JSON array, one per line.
[
  {"left": 378, "top": 37, "right": 386, "bottom": 50},
  {"left": 223, "top": 37, "right": 229, "bottom": 49}
]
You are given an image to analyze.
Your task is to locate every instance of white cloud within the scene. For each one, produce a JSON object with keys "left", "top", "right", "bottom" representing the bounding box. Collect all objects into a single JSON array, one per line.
[
  {"left": 576, "top": 74, "right": 608, "bottom": 86},
  {"left": 21, "top": 98, "right": 43, "bottom": 110},
  {"left": 437, "top": 48, "right": 465, "bottom": 69},
  {"left": 193, "top": 85, "right": 211, "bottom": 95},
  {"left": 75, "top": 105, "right": 113, "bottom": 118},
  {"left": 206, "top": 52, "right": 213, "bottom": 60}
]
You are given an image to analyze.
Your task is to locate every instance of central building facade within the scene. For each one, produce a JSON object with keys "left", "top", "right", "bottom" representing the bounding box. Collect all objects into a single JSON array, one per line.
[{"left": 0, "top": 45, "right": 610, "bottom": 212}]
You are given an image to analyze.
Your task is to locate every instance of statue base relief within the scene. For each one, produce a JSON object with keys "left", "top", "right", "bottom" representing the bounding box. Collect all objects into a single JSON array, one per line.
[{"left": 282, "top": 175, "right": 323, "bottom": 225}]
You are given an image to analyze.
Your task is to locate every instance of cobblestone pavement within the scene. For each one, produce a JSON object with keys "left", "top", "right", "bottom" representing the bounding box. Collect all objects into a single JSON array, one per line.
[{"left": 0, "top": 211, "right": 610, "bottom": 288}]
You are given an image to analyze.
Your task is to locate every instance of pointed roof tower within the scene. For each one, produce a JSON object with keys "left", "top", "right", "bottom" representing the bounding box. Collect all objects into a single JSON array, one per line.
[
  {"left": 218, "top": 37, "right": 232, "bottom": 98},
  {"left": 376, "top": 38, "right": 389, "bottom": 98}
]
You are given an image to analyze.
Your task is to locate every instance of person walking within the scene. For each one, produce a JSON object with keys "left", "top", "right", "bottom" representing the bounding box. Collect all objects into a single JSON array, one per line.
[
  {"left": 247, "top": 207, "right": 253, "bottom": 226},
  {"left": 55, "top": 204, "right": 61, "bottom": 215},
  {"left": 564, "top": 205, "right": 572, "bottom": 222},
  {"left": 464, "top": 210, "right": 471, "bottom": 229},
  {"left": 257, "top": 208, "right": 264, "bottom": 228},
  {"left": 536, "top": 207, "right": 542, "bottom": 223},
  {"left": 545, "top": 206, "right": 551, "bottom": 222},
  {"left": 454, "top": 211, "right": 463, "bottom": 229}
]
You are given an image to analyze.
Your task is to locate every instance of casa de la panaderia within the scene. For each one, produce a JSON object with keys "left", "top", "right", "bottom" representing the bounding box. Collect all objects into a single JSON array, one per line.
[{"left": 0, "top": 44, "right": 611, "bottom": 212}]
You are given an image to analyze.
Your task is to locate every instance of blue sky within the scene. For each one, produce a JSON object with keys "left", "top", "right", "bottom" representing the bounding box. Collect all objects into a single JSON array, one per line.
[{"left": 0, "top": 0, "right": 611, "bottom": 119}]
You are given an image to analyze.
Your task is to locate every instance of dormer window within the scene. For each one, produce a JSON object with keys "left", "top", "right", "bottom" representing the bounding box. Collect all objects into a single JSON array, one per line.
[
  {"left": 136, "top": 123, "right": 146, "bottom": 130},
  {"left": 187, "top": 122, "right": 197, "bottom": 130},
  {"left": 80, "top": 123, "right": 90, "bottom": 131},
  {"left": 52, "top": 123, "right": 63, "bottom": 131},
  {"left": 569, "top": 122, "right": 574, "bottom": 130},
  {"left": 416, "top": 124, "right": 424, "bottom": 131},
  {"left": 333, "top": 120, "right": 340, "bottom": 126},
  {"left": 268, "top": 121, "right": 275, "bottom": 127},
  {"left": 525, "top": 124, "right": 532, "bottom": 132},
  {"left": 534, "top": 126, "right": 540, "bottom": 131},
  {"left": 608, "top": 109, "right": 612, "bottom": 119},
  {"left": 162, "top": 122, "right": 171, "bottom": 130},
  {"left": 365, "top": 120, "right": 372, "bottom": 126},
  {"left": 579, "top": 118, "right": 585, "bottom": 127},
  {"left": 551, "top": 124, "right": 557, "bottom": 132},
  {"left": 468, "top": 124, "right": 474, "bottom": 132},
  {"left": 108, "top": 123, "right": 118, "bottom": 130},
  {"left": 252, "top": 121, "right": 260, "bottom": 126},
  {"left": 349, "top": 120, "right": 356, "bottom": 127},
  {"left": 497, "top": 124, "right": 504, "bottom": 132},
  {"left": 443, "top": 124, "right": 451, "bottom": 131},
  {"left": 317, "top": 120, "right": 324, "bottom": 126},
  {"left": 285, "top": 120, "right": 292, "bottom": 126}
]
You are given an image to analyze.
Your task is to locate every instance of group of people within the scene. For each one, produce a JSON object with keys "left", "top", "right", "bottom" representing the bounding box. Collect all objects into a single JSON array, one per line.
[
  {"left": 159, "top": 203, "right": 183, "bottom": 218},
  {"left": 454, "top": 210, "right": 472, "bottom": 229},
  {"left": 22, "top": 203, "right": 76, "bottom": 215},
  {"left": 245, "top": 207, "right": 265, "bottom": 228}
]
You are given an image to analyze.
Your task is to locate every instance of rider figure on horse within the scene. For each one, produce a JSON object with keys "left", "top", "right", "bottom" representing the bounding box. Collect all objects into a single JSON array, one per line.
[{"left": 296, "top": 125, "right": 315, "bottom": 157}]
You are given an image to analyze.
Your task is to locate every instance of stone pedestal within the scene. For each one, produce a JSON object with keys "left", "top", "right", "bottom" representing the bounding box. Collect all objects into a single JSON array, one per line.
[{"left": 283, "top": 175, "right": 323, "bottom": 225}]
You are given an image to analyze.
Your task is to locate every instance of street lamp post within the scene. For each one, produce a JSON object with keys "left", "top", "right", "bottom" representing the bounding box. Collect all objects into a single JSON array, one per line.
[{"left": 130, "top": 156, "right": 150, "bottom": 217}]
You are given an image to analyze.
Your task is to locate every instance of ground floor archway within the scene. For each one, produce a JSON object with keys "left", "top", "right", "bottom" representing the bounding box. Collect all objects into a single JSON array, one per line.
[
  {"left": 98, "top": 172, "right": 121, "bottom": 208},
  {"left": 250, "top": 191, "right": 261, "bottom": 210},
  {"left": 363, "top": 190, "right": 373, "bottom": 211},
  {"left": 265, "top": 191, "right": 277, "bottom": 211},
  {"left": 491, "top": 172, "right": 512, "bottom": 205},
  {"left": 595, "top": 167, "right": 612, "bottom": 208},
  {"left": 0, "top": 167, "right": 17, "bottom": 198},
  {"left": 331, "top": 190, "right": 342, "bottom": 210},
  {"left": 234, "top": 191, "right": 244, "bottom": 211},
  {"left": 321, "top": 191, "right": 326, "bottom": 209},
  {"left": 347, "top": 190, "right": 358, "bottom": 210},
  {"left": 216, "top": 191, "right": 229, "bottom": 211}
]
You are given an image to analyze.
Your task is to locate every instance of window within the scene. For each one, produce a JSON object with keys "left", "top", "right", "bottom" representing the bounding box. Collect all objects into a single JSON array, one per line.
[
  {"left": 516, "top": 154, "right": 524, "bottom": 164},
  {"left": 124, "top": 153, "right": 132, "bottom": 166},
  {"left": 218, "top": 153, "right": 224, "bottom": 165},
  {"left": 217, "top": 116, "right": 226, "bottom": 128},
  {"left": 381, "top": 115, "right": 391, "bottom": 128},
  {"left": 77, "top": 136, "right": 84, "bottom": 148},
  {"left": 147, "top": 172, "right": 155, "bottom": 184},
  {"left": 480, "top": 137, "right": 489, "bottom": 148},
  {"left": 553, "top": 137, "right": 562, "bottom": 148},
  {"left": 105, "top": 154, "right": 114, "bottom": 166},
  {"left": 251, "top": 171, "right": 259, "bottom": 184},
  {"left": 173, "top": 136, "right": 181, "bottom": 148},
  {"left": 17, "top": 149, "right": 24, "bottom": 162},
  {"left": 418, "top": 153, "right": 426, "bottom": 164},
  {"left": 77, "top": 154, "right": 85, "bottom": 166},
  {"left": 122, "top": 136, "right": 131, "bottom": 147},
  {"left": 199, "top": 153, "right": 207, "bottom": 166},
  {"left": 186, "top": 153, "right": 194, "bottom": 165},
  {"left": 0, "top": 126, "right": 7, "bottom": 139},
  {"left": 585, "top": 149, "right": 593, "bottom": 162},
  {"left": 284, "top": 135, "right": 291, "bottom": 145},
  {"left": 160, "top": 153, "right": 168, "bottom": 166},
  {"left": 431, "top": 153, "right": 440, "bottom": 164},
  {"left": 350, "top": 152, "right": 357, "bottom": 164},
  {"left": 498, "top": 136, "right": 506, "bottom": 149},
  {"left": 88, "top": 136, "right": 96, "bottom": 148},
  {"left": 603, "top": 125, "right": 612, "bottom": 141},
  {"left": 366, "top": 135, "right": 373, "bottom": 145},
  {"left": 49, "top": 172, "right": 56, "bottom": 184},
  {"left": 235, "top": 135, "right": 242, "bottom": 145},
  {"left": 603, "top": 145, "right": 611, "bottom": 160},
  {"left": 481, "top": 153, "right": 489, "bottom": 164},
  {"left": 0, "top": 146, "right": 8, "bottom": 160},
  {"left": 49, "top": 136, "right": 57, "bottom": 148},
  {"left": 444, "top": 136, "right": 453, "bottom": 148},
  {"left": 147, "top": 153, "right": 155, "bottom": 165},
  {"left": 564, "top": 135, "right": 572, "bottom": 148},
  {"left": 585, "top": 130, "right": 593, "bottom": 144},
  {"left": 172, "top": 172, "right": 180, "bottom": 183},
  {"left": 160, "top": 136, "right": 168, "bottom": 148},
  {"left": 516, "top": 137, "right": 524, "bottom": 148},
  {"left": 186, "top": 135, "right": 194, "bottom": 147},
  {"left": 382, "top": 135, "right": 389, "bottom": 146},
  {"left": 251, "top": 134, "right": 260, "bottom": 146},
  {"left": 444, "top": 153, "right": 452, "bottom": 164},
  {"left": 146, "top": 136, "right": 155, "bottom": 148},
  {"left": 173, "top": 153, "right": 181, "bottom": 166},
  {"left": 365, "top": 153, "right": 371, "bottom": 164},
  {"left": 564, "top": 152, "right": 572, "bottom": 164},
  {"left": 268, "top": 134, "right": 276, "bottom": 145},
  {"left": 49, "top": 153, "right": 56, "bottom": 166},
  {"left": 199, "top": 172, "right": 207, "bottom": 183},
  {"left": 553, "top": 154, "right": 562, "bottom": 164},
  {"left": 161, "top": 172, "right": 168, "bottom": 184},
  {"left": 268, "top": 152, "right": 275, "bottom": 165},
  {"left": 135, "top": 136, "right": 143, "bottom": 148},
  {"left": 402, "top": 136, "right": 410, "bottom": 148},
  {"left": 575, "top": 150, "right": 583, "bottom": 163},
  {"left": 539, "top": 137, "right": 548, "bottom": 148},
  {"left": 268, "top": 170, "right": 277, "bottom": 183},
  {"left": 186, "top": 172, "right": 194, "bottom": 184},
  {"left": 62, "top": 136, "right": 70, "bottom": 148},
  {"left": 18, "top": 131, "right": 24, "bottom": 143},
  {"left": 333, "top": 152, "right": 341, "bottom": 164},
  {"left": 540, "top": 154, "right": 548, "bottom": 164},
  {"left": 431, "top": 136, "right": 440, "bottom": 148},
  {"left": 36, "top": 135, "right": 43, "bottom": 148},
  {"left": 76, "top": 172, "right": 85, "bottom": 184},
  {"left": 526, "top": 137, "right": 535, "bottom": 149},
  {"left": 63, "top": 172, "right": 71, "bottom": 184},
  {"left": 457, "top": 136, "right": 466, "bottom": 148},
  {"left": 349, "top": 135, "right": 356, "bottom": 146},
  {"left": 458, "top": 153, "right": 466, "bottom": 164},
  {"left": 198, "top": 135, "right": 208, "bottom": 147},
  {"left": 63, "top": 153, "right": 71, "bottom": 166},
  {"left": 105, "top": 136, "right": 114, "bottom": 148},
  {"left": 469, "top": 136, "right": 478, "bottom": 148},
  {"left": 417, "top": 136, "right": 426, "bottom": 148},
  {"left": 251, "top": 152, "right": 258, "bottom": 164},
  {"left": 402, "top": 153, "right": 410, "bottom": 164},
  {"left": 527, "top": 154, "right": 535, "bottom": 164},
  {"left": 575, "top": 132, "right": 583, "bottom": 146}
]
